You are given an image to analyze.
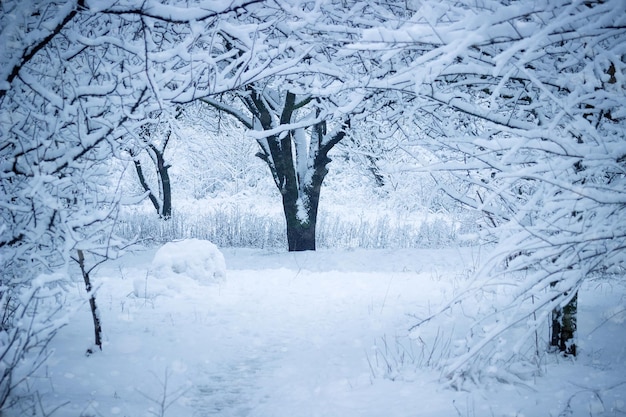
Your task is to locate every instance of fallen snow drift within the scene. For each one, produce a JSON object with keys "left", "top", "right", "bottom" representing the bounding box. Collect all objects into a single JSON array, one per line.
[{"left": 150, "top": 238, "right": 226, "bottom": 284}]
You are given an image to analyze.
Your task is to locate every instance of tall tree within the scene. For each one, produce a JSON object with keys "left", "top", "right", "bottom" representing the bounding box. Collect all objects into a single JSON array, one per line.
[
  {"left": 127, "top": 110, "right": 185, "bottom": 220},
  {"left": 187, "top": 0, "right": 408, "bottom": 250},
  {"left": 203, "top": 89, "right": 349, "bottom": 251}
]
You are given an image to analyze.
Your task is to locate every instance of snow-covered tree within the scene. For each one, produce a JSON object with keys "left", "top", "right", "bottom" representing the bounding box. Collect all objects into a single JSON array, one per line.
[
  {"left": 195, "top": 0, "right": 425, "bottom": 251},
  {"left": 201, "top": 89, "right": 352, "bottom": 251},
  {"left": 0, "top": 0, "right": 269, "bottom": 409},
  {"left": 357, "top": 0, "right": 626, "bottom": 382},
  {"left": 125, "top": 108, "right": 186, "bottom": 220},
  {"left": 0, "top": 1, "right": 157, "bottom": 407}
]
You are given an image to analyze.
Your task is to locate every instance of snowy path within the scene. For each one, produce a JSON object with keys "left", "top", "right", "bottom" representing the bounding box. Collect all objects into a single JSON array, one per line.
[{"left": 186, "top": 249, "right": 455, "bottom": 417}]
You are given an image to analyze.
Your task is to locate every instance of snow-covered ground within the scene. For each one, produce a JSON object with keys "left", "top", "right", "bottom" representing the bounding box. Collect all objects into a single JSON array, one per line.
[{"left": 22, "top": 241, "right": 626, "bottom": 417}]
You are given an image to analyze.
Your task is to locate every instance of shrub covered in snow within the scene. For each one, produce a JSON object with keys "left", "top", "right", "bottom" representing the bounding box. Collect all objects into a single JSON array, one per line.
[{"left": 150, "top": 239, "right": 226, "bottom": 285}]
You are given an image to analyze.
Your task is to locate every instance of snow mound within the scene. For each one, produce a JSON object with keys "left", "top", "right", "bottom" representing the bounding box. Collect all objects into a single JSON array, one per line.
[{"left": 150, "top": 239, "right": 226, "bottom": 284}]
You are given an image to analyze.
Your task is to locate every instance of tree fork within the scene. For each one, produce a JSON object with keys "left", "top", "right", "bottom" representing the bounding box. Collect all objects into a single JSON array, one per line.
[{"left": 150, "top": 143, "right": 172, "bottom": 220}]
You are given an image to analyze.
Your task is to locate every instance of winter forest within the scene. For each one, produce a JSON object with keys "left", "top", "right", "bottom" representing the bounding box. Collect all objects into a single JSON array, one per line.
[{"left": 1, "top": 0, "right": 625, "bottom": 416}]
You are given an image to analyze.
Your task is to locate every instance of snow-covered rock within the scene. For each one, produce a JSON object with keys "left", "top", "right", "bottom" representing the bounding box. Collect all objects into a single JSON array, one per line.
[{"left": 150, "top": 239, "right": 226, "bottom": 285}]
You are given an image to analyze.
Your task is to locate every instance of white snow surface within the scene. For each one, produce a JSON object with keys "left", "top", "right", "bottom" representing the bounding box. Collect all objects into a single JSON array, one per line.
[
  {"left": 23, "top": 244, "right": 626, "bottom": 417},
  {"left": 150, "top": 239, "right": 226, "bottom": 284}
]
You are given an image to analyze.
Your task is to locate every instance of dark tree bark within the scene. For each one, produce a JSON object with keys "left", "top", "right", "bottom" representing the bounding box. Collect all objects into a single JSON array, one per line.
[
  {"left": 131, "top": 134, "right": 172, "bottom": 220},
  {"left": 76, "top": 250, "right": 102, "bottom": 353},
  {"left": 551, "top": 292, "right": 577, "bottom": 356},
  {"left": 151, "top": 142, "right": 172, "bottom": 220},
  {"left": 280, "top": 126, "right": 329, "bottom": 251},
  {"left": 278, "top": 125, "right": 347, "bottom": 251},
  {"left": 133, "top": 157, "right": 160, "bottom": 215}
]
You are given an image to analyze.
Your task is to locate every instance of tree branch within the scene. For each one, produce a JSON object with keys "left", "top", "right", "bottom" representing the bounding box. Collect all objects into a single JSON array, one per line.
[
  {"left": 0, "top": 0, "right": 85, "bottom": 100},
  {"left": 200, "top": 97, "right": 253, "bottom": 129}
]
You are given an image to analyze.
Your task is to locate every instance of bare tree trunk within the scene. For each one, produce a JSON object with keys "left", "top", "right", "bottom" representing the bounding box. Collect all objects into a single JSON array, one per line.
[
  {"left": 550, "top": 292, "right": 577, "bottom": 356},
  {"left": 283, "top": 196, "right": 317, "bottom": 251},
  {"left": 281, "top": 160, "right": 326, "bottom": 251},
  {"left": 133, "top": 158, "right": 161, "bottom": 214},
  {"left": 77, "top": 250, "right": 102, "bottom": 353},
  {"left": 248, "top": 91, "right": 347, "bottom": 251},
  {"left": 152, "top": 143, "right": 172, "bottom": 220},
  {"left": 131, "top": 142, "right": 172, "bottom": 219}
]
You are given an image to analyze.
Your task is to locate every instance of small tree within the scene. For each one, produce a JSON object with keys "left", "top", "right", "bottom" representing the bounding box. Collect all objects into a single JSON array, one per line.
[
  {"left": 132, "top": 141, "right": 173, "bottom": 219},
  {"left": 0, "top": 1, "right": 154, "bottom": 409},
  {"left": 127, "top": 112, "right": 180, "bottom": 220}
]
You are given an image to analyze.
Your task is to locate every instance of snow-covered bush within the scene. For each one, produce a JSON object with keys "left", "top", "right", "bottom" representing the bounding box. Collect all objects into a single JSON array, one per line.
[
  {"left": 0, "top": 274, "right": 67, "bottom": 411},
  {"left": 116, "top": 204, "right": 473, "bottom": 250},
  {"left": 150, "top": 239, "right": 226, "bottom": 285}
]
